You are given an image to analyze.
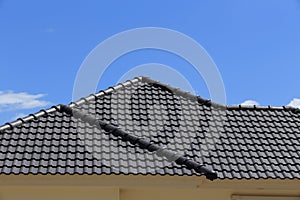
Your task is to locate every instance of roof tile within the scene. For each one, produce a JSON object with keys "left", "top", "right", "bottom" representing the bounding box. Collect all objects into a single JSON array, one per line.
[{"left": 0, "top": 77, "right": 299, "bottom": 179}]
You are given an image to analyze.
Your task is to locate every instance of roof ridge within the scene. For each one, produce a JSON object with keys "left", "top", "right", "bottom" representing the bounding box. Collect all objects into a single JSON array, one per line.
[
  {"left": 226, "top": 104, "right": 300, "bottom": 113},
  {"left": 69, "top": 76, "right": 142, "bottom": 108},
  {"left": 59, "top": 104, "right": 218, "bottom": 181},
  {"left": 140, "top": 76, "right": 300, "bottom": 113},
  {"left": 0, "top": 106, "right": 60, "bottom": 133},
  {"left": 0, "top": 77, "right": 143, "bottom": 133},
  {"left": 140, "top": 76, "right": 225, "bottom": 109}
]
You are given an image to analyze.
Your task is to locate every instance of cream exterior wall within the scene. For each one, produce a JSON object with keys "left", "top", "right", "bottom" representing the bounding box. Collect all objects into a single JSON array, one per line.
[{"left": 0, "top": 175, "right": 299, "bottom": 200}]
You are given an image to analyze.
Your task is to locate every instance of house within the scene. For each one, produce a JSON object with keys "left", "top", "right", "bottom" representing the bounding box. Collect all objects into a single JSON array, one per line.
[{"left": 0, "top": 76, "right": 299, "bottom": 200}]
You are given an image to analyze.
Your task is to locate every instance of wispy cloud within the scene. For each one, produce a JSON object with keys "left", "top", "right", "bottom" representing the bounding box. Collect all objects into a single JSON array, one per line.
[
  {"left": 0, "top": 91, "right": 50, "bottom": 111},
  {"left": 287, "top": 98, "right": 300, "bottom": 108},
  {"left": 240, "top": 100, "right": 260, "bottom": 106}
]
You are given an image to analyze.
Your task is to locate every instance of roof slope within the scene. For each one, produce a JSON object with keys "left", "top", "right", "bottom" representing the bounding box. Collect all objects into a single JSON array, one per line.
[{"left": 0, "top": 77, "right": 300, "bottom": 179}]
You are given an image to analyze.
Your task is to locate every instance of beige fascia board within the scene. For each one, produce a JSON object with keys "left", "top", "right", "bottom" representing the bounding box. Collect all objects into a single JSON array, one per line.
[
  {"left": 202, "top": 178, "right": 300, "bottom": 191},
  {"left": 0, "top": 174, "right": 203, "bottom": 189},
  {"left": 0, "top": 174, "right": 299, "bottom": 190},
  {"left": 231, "top": 195, "right": 300, "bottom": 200}
]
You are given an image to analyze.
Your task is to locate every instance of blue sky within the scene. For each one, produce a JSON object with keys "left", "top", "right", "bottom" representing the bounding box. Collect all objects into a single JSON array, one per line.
[{"left": 1, "top": 0, "right": 300, "bottom": 125}]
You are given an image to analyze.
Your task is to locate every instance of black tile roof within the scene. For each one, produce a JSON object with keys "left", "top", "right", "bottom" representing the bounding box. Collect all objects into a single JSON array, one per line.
[{"left": 0, "top": 76, "right": 300, "bottom": 179}]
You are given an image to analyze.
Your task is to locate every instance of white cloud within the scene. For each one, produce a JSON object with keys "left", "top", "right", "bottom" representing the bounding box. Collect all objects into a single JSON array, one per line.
[
  {"left": 11, "top": 113, "right": 26, "bottom": 121},
  {"left": 287, "top": 98, "right": 300, "bottom": 108},
  {"left": 240, "top": 100, "right": 260, "bottom": 106},
  {"left": 0, "top": 91, "right": 50, "bottom": 111}
]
